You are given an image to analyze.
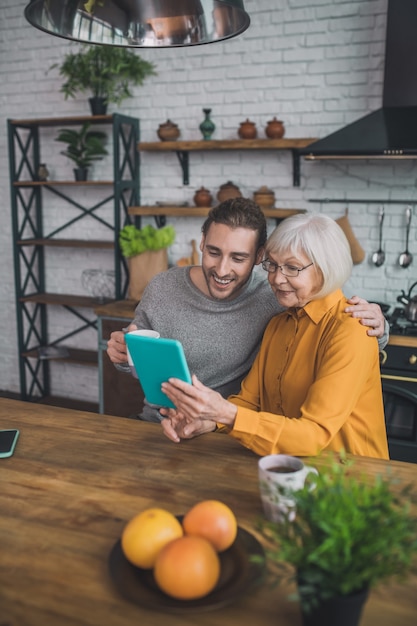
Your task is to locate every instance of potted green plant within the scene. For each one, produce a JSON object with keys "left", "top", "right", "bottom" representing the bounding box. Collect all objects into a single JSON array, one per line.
[
  {"left": 55, "top": 122, "right": 108, "bottom": 180},
  {"left": 51, "top": 45, "right": 157, "bottom": 114},
  {"left": 119, "top": 224, "right": 176, "bottom": 300},
  {"left": 257, "top": 459, "right": 417, "bottom": 626}
]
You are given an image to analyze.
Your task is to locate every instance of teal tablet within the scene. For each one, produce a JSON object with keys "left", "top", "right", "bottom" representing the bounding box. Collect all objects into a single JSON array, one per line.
[{"left": 124, "top": 334, "right": 192, "bottom": 409}]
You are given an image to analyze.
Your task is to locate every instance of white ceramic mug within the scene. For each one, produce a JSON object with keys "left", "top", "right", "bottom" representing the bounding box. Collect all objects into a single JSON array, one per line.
[
  {"left": 258, "top": 454, "right": 318, "bottom": 522},
  {"left": 125, "top": 329, "right": 160, "bottom": 378}
]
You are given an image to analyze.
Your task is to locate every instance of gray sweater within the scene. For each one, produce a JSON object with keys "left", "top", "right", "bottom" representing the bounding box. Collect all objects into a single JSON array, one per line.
[{"left": 131, "top": 266, "right": 282, "bottom": 420}]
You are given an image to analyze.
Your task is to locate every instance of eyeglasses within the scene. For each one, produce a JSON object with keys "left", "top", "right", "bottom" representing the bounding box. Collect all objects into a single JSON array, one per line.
[{"left": 261, "top": 260, "right": 314, "bottom": 277}]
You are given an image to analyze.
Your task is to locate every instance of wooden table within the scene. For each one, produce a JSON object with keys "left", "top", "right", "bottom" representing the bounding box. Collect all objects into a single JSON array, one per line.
[{"left": 1, "top": 398, "right": 416, "bottom": 626}]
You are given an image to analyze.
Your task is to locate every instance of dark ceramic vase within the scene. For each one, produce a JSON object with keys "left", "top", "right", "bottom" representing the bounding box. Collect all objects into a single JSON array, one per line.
[
  {"left": 299, "top": 586, "right": 369, "bottom": 626},
  {"left": 199, "top": 108, "right": 215, "bottom": 140},
  {"left": 89, "top": 97, "right": 107, "bottom": 116}
]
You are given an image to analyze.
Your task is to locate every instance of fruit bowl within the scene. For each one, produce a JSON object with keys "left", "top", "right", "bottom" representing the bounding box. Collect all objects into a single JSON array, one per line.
[{"left": 108, "top": 524, "right": 265, "bottom": 613}]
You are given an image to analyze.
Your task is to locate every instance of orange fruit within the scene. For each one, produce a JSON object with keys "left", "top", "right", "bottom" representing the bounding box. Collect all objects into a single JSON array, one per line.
[
  {"left": 154, "top": 535, "right": 221, "bottom": 600},
  {"left": 121, "top": 508, "right": 183, "bottom": 569},
  {"left": 182, "top": 499, "right": 238, "bottom": 552}
]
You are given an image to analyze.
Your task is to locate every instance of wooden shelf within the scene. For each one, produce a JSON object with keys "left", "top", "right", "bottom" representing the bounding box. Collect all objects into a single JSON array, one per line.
[
  {"left": 94, "top": 299, "right": 138, "bottom": 318},
  {"left": 19, "top": 293, "right": 116, "bottom": 308},
  {"left": 13, "top": 180, "right": 113, "bottom": 187},
  {"left": 9, "top": 115, "right": 114, "bottom": 128},
  {"left": 23, "top": 347, "right": 98, "bottom": 366},
  {"left": 9, "top": 113, "right": 140, "bottom": 410},
  {"left": 137, "top": 137, "right": 317, "bottom": 187},
  {"left": 138, "top": 138, "right": 317, "bottom": 151},
  {"left": 17, "top": 238, "right": 114, "bottom": 249},
  {"left": 128, "top": 205, "right": 306, "bottom": 223}
]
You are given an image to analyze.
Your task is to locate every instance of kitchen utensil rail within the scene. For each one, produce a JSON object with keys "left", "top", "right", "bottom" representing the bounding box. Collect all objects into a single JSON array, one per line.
[{"left": 309, "top": 198, "right": 417, "bottom": 204}]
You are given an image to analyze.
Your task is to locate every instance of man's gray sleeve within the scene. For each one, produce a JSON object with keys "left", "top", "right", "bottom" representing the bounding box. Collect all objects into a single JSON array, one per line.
[{"left": 377, "top": 319, "right": 390, "bottom": 351}]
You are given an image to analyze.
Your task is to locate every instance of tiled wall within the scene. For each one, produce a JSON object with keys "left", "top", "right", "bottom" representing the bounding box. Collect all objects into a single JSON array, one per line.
[{"left": 0, "top": 0, "right": 415, "bottom": 402}]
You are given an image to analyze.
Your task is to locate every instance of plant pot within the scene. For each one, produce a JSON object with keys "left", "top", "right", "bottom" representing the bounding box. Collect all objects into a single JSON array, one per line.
[
  {"left": 89, "top": 97, "right": 107, "bottom": 116},
  {"left": 298, "top": 584, "right": 369, "bottom": 626},
  {"left": 128, "top": 249, "right": 168, "bottom": 300},
  {"left": 73, "top": 167, "right": 89, "bottom": 181}
]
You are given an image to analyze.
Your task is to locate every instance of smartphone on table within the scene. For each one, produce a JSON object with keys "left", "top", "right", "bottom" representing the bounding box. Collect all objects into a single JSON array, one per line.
[{"left": 0, "top": 429, "right": 20, "bottom": 458}]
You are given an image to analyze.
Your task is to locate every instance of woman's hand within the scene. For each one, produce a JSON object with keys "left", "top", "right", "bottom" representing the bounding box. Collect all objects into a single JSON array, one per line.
[{"left": 160, "top": 374, "right": 237, "bottom": 428}]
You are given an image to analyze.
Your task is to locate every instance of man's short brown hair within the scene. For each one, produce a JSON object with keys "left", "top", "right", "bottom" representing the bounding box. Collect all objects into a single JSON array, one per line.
[{"left": 201, "top": 197, "right": 267, "bottom": 251}]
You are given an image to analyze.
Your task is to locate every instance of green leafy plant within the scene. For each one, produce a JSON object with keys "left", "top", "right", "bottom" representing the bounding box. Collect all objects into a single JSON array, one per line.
[
  {"left": 257, "top": 459, "right": 417, "bottom": 613},
  {"left": 55, "top": 122, "right": 108, "bottom": 169},
  {"left": 51, "top": 45, "right": 157, "bottom": 106},
  {"left": 119, "top": 224, "right": 176, "bottom": 258}
]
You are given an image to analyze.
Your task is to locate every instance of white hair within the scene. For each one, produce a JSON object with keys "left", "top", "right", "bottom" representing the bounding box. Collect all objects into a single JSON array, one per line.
[{"left": 265, "top": 213, "right": 353, "bottom": 298}]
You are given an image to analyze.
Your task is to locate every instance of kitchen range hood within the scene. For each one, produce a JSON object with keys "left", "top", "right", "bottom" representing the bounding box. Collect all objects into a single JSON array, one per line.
[{"left": 300, "top": 0, "right": 417, "bottom": 160}]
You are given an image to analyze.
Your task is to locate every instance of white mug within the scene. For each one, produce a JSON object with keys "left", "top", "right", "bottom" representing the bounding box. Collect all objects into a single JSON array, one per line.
[
  {"left": 258, "top": 454, "right": 318, "bottom": 522},
  {"left": 126, "top": 329, "right": 160, "bottom": 378}
]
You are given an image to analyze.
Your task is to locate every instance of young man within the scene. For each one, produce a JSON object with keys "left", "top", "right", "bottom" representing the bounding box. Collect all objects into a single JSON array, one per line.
[{"left": 107, "top": 198, "right": 388, "bottom": 421}]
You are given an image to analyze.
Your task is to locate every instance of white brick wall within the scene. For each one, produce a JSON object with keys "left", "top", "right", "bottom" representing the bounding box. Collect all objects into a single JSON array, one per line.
[{"left": 1, "top": 0, "right": 416, "bottom": 403}]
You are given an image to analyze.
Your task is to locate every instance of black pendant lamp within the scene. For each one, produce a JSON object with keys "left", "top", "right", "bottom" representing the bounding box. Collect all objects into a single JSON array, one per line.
[{"left": 24, "top": 0, "right": 250, "bottom": 47}]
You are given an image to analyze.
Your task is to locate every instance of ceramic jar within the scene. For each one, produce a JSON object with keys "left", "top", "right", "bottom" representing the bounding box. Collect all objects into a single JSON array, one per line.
[
  {"left": 157, "top": 120, "right": 180, "bottom": 141},
  {"left": 193, "top": 186, "right": 213, "bottom": 207},
  {"left": 253, "top": 186, "right": 275, "bottom": 208},
  {"left": 238, "top": 119, "right": 257, "bottom": 140},
  {"left": 265, "top": 117, "right": 285, "bottom": 139},
  {"left": 217, "top": 181, "right": 242, "bottom": 203},
  {"left": 37, "top": 163, "right": 49, "bottom": 181}
]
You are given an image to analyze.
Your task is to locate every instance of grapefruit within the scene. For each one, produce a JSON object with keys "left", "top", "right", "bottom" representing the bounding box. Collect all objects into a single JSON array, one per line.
[
  {"left": 121, "top": 507, "right": 183, "bottom": 569},
  {"left": 154, "top": 535, "right": 221, "bottom": 599},
  {"left": 182, "top": 499, "right": 238, "bottom": 552}
]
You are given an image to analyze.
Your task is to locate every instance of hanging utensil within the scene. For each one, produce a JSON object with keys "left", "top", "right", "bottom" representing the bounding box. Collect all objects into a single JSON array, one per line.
[
  {"left": 398, "top": 206, "right": 413, "bottom": 268},
  {"left": 371, "top": 206, "right": 385, "bottom": 267}
]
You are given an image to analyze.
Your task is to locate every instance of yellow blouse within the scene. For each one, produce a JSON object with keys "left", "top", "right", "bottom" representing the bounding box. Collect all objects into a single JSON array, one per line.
[{"left": 228, "top": 289, "right": 389, "bottom": 459}]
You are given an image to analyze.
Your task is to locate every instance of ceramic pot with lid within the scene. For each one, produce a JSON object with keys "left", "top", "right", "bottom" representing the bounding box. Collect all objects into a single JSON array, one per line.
[
  {"left": 265, "top": 117, "right": 285, "bottom": 139},
  {"left": 397, "top": 281, "right": 417, "bottom": 322},
  {"left": 253, "top": 186, "right": 275, "bottom": 208},
  {"left": 216, "top": 181, "right": 242, "bottom": 203},
  {"left": 157, "top": 120, "right": 180, "bottom": 141},
  {"left": 193, "top": 186, "right": 213, "bottom": 207},
  {"left": 238, "top": 119, "right": 257, "bottom": 140}
]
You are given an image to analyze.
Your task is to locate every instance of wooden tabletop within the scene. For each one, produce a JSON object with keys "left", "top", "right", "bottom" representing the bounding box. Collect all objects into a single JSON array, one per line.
[{"left": 0, "top": 398, "right": 416, "bottom": 626}]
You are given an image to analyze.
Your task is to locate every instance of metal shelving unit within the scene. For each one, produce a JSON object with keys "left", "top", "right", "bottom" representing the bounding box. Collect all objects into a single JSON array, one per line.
[{"left": 8, "top": 113, "right": 140, "bottom": 409}]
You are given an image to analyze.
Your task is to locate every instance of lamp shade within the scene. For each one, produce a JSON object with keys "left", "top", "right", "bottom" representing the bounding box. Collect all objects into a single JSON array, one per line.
[{"left": 24, "top": 0, "right": 250, "bottom": 47}]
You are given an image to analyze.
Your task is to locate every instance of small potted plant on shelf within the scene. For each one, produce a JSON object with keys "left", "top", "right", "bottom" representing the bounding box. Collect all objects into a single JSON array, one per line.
[
  {"left": 119, "top": 224, "right": 176, "bottom": 300},
  {"left": 55, "top": 122, "right": 108, "bottom": 181},
  {"left": 257, "top": 457, "right": 417, "bottom": 626},
  {"left": 51, "top": 45, "right": 157, "bottom": 114}
]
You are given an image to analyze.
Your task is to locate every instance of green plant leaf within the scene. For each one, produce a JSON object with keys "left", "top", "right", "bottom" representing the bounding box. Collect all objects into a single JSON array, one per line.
[
  {"left": 55, "top": 122, "right": 108, "bottom": 168},
  {"left": 257, "top": 459, "right": 417, "bottom": 611},
  {"left": 51, "top": 45, "right": 157, "bottom": 105},
  {"left": 119, "top": 224, "right": 176, "bottom": 257}
]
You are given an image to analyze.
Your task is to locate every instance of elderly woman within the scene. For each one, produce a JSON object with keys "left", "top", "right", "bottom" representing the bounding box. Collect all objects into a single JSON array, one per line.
[{"left": 160, "top": 213, "right": 389, "bottom": 460}]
